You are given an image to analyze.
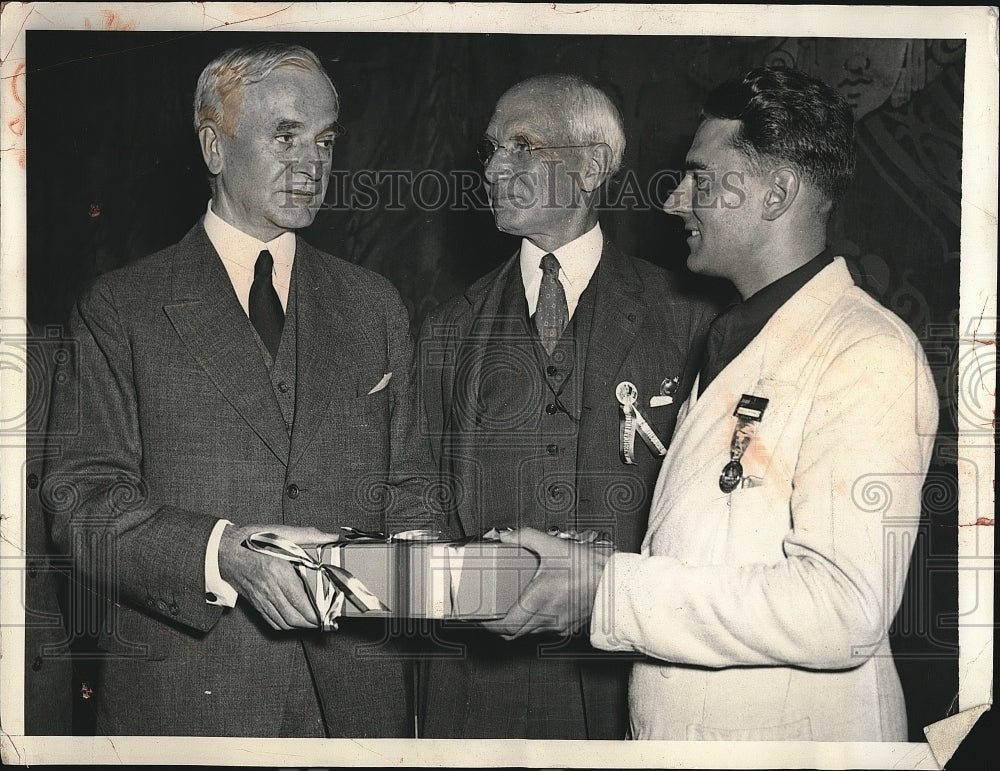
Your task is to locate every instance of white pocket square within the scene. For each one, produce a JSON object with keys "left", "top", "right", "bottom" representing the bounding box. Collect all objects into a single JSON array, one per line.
[{"left": 366, "top": 372, "right": 392, "bottom": 395}]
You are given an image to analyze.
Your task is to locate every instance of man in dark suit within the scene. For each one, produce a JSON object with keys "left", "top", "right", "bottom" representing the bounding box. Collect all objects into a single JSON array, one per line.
[
  {"left": 43, "top": 43, "right": 438, "bottom": 737},
  {"left": 417, "top": 74, "right": 714, "bottom": 739}
]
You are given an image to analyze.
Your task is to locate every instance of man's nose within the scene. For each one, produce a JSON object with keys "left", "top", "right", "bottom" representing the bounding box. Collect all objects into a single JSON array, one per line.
[
  {"left": 483, "top": 148, "right": 512, "bottom": 185},
  {"left": 293, "top": 146, "right": 328, "bottom": 179},
  {"left": 662, "top": 173, "right": 692, "bottom": 215}
]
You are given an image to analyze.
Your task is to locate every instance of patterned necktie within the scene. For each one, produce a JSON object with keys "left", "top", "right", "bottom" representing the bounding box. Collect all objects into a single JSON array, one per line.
[
  {"left": 535, "top": 253, "right": 569, "bottom": 355},
  {"left": 249, "top": 249, "right": 284, "bottom": 359}
]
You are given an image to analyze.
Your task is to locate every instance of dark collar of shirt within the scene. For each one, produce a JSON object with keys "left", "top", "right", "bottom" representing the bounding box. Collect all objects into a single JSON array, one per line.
[{"left": 698, "top": 249, "right": 834, "bottom": 395}]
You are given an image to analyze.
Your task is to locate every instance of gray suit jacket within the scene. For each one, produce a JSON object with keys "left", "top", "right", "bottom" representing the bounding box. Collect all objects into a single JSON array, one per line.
[
  {"left": 416, "top": 238, "right": 715, "bottom": 739},
  {"left": 420, "top": 238, "right": 715, "bottom": 552},
  {"left": 44, "top": 222, "right": 438, "bottom": 736}
]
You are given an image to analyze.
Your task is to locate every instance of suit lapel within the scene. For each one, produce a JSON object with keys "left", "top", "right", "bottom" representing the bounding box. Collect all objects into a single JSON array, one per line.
[
  {"left": 447, "top": 254, "right": 521, "bottom": 434},
  {"left": 580, "top": 239, "right": 646, "bottom": 428},
  {"left": 445, "top": 254, "right": 519, "bottom": 537},
  {"left": 289, "top": 239, "right": 374, "bottom": 469},
  {"left": 657, "top": 259, "right": 855, "bottom": 500},
  {"left": 163, "top": 224, "right": 291, "bottom": 464}
]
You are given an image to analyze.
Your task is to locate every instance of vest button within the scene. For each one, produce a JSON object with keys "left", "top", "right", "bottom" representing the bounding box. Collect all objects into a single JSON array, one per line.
[
  {"left": 545, "top": 365, "right": 559, "bottom": 378},
  {"left": 546, "top": 444, "right": 558, "bottom": 455},
  {"left": 26, "top": 472, "right": 39, "bottom": 489},
  {"left": 31, "top": 656, "right": 43, "bottom": 672},
  {"left": 277, "top": 380, "right": 290, "bottom": 394},
  {"left": 545, "top": 403, "right": 558, "bottom": 415},
  {"left": 286, "top": 483, "right": 300, "bottom": 499}
]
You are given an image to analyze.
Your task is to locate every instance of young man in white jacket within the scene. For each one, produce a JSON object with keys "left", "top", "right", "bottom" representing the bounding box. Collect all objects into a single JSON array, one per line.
[{"left": 484, "top": 65, "right": 938, "bottom": 742}]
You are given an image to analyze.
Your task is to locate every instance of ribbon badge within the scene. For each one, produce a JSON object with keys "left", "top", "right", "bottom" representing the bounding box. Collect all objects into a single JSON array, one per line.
[
  {"left": 616, "top": 381, "right": 667, "bottom": 465},
  {"left": 719, "top": 394, "right": 769, "bottom": 493}
]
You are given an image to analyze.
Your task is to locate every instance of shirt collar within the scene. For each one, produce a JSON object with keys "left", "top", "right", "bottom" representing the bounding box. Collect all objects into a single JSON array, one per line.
[
  {"left": 519, "top": 222, "right": 603, "bottom": 289},
  {"left": 700, "top": 249, "right": 834, "bottom": 393},
  {"left": 203, "top": 201, "right": 296, "bottom": 272}
]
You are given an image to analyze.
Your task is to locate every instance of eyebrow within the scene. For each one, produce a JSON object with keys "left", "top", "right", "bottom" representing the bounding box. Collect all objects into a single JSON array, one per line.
[
  {"left": 274, "top": 119, "right": 340, "bottom": 136},
  {"left": 684, "top": 160, "right": 711, "bottom": 172},
  {"left": 274, "top": 119, "right": 304, "bottom": 133}
]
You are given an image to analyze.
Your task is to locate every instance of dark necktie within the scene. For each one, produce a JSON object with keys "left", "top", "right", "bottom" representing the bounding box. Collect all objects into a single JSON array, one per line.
[
  {"left": 535, "top": 253, "right": 568, "bottom": 355},
  {"left": 249, "top": 249, "right": 284, "bottom": 359},
  {"left": 698, "top": 314, "right": 729, "bottom": 395}
]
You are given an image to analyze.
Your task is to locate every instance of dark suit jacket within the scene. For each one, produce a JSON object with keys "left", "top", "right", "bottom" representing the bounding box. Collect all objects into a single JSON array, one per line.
[
  {"left": 44, "top": 222, "right": 438, "bottom": 736},
  {"left": 416, "top": 238, "right": 715, "bottom": 738},
  {"left": 420, "top": 238, "right": 714, "bottom": 552},
  {"left": 24, "top": 323, "right": 73, "bottom": 735}
]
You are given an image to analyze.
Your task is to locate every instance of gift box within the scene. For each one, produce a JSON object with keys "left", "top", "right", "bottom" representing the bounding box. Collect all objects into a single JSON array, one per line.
[
  {"left": 245, "top": 532, "right": 540, "bottom": 622},
  {"left": 325, "top": 540, "right": 541, "bottom": 619}
]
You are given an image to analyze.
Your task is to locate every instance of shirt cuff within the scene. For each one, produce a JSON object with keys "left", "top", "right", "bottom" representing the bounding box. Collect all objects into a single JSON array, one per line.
[
  {"left": 590, "top": 551, "right": 642, "bottom": 652},
  {"left": 204, "top": 519, "right": 238, "bottom": 607}
]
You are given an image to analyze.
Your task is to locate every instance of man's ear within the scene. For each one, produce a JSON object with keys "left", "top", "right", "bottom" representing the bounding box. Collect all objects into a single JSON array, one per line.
[
  {"left": 198, "top": 123, "right": 224, "bottom": 176},
  {"left": 761, "top": 167, "right": 799, "bottom": 221},
  {"left": 576, "top": 143, "right": 614, "bottom": 193}
]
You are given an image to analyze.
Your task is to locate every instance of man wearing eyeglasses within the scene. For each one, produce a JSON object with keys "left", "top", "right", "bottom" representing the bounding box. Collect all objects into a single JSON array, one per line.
[
  {"left": 44, "top": 43, "right": 439, "bottom": 737},
  {"left": 417, "top": 74, "right": 715, "bottom": 739}
]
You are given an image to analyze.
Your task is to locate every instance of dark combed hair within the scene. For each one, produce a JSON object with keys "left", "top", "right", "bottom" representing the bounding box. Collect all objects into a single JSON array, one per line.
[{"left": 702, "top": 66, "right": 856, "bottom": 204}]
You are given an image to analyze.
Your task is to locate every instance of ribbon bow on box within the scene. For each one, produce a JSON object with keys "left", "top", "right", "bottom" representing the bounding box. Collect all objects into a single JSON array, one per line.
[{"left": 244, "top": 531, "right": 393, "bottom": 631}]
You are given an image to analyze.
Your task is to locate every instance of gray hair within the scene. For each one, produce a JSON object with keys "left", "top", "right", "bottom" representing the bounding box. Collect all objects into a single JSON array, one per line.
[
  {"left": 193, "top": 43, "right": 338, "bottom": 136},
  {"left": 511, "top": 73, "right": 626, "bottom": 174}
]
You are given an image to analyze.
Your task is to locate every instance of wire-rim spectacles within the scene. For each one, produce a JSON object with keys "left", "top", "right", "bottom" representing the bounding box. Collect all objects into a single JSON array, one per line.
[{"left": 476, "top": 137, "right": 595, "bottom": 166}]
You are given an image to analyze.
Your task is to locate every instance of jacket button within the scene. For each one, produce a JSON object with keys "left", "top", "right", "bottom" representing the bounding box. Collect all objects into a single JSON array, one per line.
[
  {"left": 546, "top": 444, "right": 558, "bottom": 455},
  {"left": 26, "top": 473, "right": 39, "bottom": 489},
  {"left": 277, "top": 381, "right": 290, "bottom": 394},
  {"left": 286, "top": 484, "right": 299, "bottom": 499},
  {"left": 545, "top": 404, "right": 558, "bottom": 415},
  {"left": 156, "top": 600, "right": 167, "bottom": 612},
  {"left": 31, "top": 657, "right": 43, "bottom": 672},
  {"left": 168, "top": 602, "right": 179, "bottom": 616},
  {"left": 146, "top": 598, "right": 155, "bottom": 607}
]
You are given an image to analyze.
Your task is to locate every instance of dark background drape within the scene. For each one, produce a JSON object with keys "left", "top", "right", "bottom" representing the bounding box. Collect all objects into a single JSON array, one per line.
[{"left": 24, "top": 31, "right": 963, "bottom": 741}]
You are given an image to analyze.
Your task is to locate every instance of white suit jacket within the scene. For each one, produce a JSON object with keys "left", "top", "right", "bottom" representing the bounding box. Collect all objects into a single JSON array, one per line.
[{"left": 591, "top": 258, "right": 938, "bottom": 741}]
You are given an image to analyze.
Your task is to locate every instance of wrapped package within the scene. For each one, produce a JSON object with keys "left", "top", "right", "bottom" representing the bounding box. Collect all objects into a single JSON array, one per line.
[{"left": 244, "top": 531, "right": 541, "bottom": 626}]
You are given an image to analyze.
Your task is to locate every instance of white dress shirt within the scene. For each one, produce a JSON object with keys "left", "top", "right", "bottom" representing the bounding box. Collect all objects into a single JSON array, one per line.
[
  {"left": 202, "top": 202, "right": 297, "bottom": 606},
  {"left": 519, "top": 222, "right": 603, "bottom": 320}
]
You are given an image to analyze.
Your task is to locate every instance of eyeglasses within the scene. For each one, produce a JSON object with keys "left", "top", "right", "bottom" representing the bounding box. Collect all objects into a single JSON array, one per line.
[{"left": 476, "top": 137, "right": 594, "bottom": 166}]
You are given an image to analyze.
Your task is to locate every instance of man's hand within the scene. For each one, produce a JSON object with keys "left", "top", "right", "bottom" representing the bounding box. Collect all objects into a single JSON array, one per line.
[
  {"left": 218, "top": 523, "right": 339, "bottom": 630},
  {"left": 481, "top": 527, "right": 612, "bottom": 639}
]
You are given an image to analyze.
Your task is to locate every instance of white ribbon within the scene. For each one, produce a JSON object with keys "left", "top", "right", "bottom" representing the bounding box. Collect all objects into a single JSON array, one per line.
[
  {"left": 243, "top": 532, "right": 388, "bottom": 631},
  {"left": 617, "top": 381, "right": 667, "bottom": 464}
]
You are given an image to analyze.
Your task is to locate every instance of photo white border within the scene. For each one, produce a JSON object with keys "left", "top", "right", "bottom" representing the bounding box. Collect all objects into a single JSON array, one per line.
[{"left": 1, "top": 3, "right": 995, "bottom": 767}]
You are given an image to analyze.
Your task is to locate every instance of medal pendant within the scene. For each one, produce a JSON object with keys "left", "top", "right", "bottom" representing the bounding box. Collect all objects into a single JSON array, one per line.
[{"left": 719, "top": 460, "right": 743, "bottom": 493}]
